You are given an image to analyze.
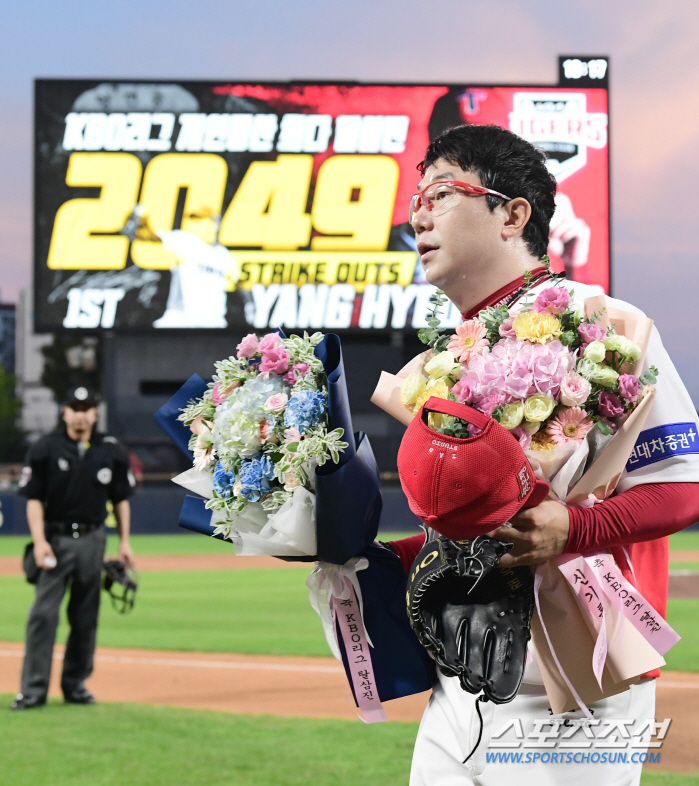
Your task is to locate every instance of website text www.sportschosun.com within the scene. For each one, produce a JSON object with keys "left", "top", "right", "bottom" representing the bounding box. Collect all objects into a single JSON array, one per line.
[{"left": 485, "top": 751, "right": 661, "bottom": 765}]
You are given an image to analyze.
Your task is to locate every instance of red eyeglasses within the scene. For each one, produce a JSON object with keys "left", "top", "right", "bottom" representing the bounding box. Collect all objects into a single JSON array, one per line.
[{"left": 409, "top": 180, "right": 512, "bottom": 223}]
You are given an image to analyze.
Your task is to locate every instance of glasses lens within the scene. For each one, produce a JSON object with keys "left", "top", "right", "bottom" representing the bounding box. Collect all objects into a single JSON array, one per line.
[
  {"left": 409, "top": 194, "right": 419, "bottom": 223},
  {"left": 426, "top": 183, "right": 458, "bottom": 216},
  {"left": 410, "top": 183, "right": 463, "bottom": 222}
]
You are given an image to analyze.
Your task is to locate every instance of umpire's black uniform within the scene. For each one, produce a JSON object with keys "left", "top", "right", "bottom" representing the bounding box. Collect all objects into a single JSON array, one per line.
[{"left": 17, "top": 426, "right": 134, "bottom": 702}]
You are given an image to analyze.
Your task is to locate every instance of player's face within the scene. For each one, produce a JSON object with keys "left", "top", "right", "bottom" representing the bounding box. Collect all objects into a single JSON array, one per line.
[
  {"left": 411, "top": 159, "right": 506, "bottom": 296},
  {"left": 63, "top": 404, "right": 98, "bottom": 437}
]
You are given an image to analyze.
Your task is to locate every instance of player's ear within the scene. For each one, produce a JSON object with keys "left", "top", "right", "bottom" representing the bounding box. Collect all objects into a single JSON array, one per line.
[{"left": 500, "top": 197, "right": 531, "bottom": 241}]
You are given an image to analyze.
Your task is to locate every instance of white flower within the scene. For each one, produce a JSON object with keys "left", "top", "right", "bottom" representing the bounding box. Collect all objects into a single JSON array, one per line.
[
  {"left": 283, "top": 468, "right": 301, "bottom": 491},
  {"left": 424, "top": 351, "right": 458, "bottom": 379},
  {"left": 584, "top": 341, "right": 607, "bottom": 364}
]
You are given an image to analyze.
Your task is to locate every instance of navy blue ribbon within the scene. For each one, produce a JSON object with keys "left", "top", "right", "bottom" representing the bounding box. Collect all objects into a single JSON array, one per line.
[{"left": 153, "top": 374, "right": 209, "bottom": 460}]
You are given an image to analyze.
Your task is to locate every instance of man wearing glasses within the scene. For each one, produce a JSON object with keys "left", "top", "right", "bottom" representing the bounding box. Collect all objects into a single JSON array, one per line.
[{"left": 388, "top": 123, "right": 699, "bottom": 785}]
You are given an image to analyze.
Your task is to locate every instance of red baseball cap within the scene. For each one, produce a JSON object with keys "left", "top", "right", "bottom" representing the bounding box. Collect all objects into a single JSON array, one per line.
[{"left": 397, "top": 397, "right": 550, "bottom": 540}]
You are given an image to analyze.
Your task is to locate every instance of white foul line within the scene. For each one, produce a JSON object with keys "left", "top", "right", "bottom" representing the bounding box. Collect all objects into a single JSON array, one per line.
[{"left": 0, "top": 648, "right": 343, "bottom": 674}]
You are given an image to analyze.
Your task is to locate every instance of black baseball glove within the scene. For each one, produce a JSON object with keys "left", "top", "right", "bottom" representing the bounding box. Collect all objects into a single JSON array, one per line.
[{"left": 406, "top": 535, "right": 534, "bottom": 704}]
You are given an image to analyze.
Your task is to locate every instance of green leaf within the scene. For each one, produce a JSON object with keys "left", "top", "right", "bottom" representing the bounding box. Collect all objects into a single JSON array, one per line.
[{"left": 597, "top": 421, "right": 612, "bottom": 436}]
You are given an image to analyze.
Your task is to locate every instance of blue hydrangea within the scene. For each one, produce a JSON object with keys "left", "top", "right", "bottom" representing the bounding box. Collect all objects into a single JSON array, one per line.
[
  {"left": 238, "top": 455, "right": 276, "bottom": 502},
  {"left": 212, "top": 461, "right": 236, "bottom": 499},
  {"left": 284, "top": 391, "right": 326, "bottom": 434}
]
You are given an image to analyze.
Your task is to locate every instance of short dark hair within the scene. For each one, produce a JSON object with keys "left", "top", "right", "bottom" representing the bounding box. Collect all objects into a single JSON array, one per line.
[{"left": 419, "top": 124, "right": 557, "bottom": 258}]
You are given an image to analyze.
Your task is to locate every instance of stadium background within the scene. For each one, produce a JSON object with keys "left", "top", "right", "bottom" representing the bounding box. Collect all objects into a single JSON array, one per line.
[{"left": 2, "top": 2, "right": 699, "bottom": 785}]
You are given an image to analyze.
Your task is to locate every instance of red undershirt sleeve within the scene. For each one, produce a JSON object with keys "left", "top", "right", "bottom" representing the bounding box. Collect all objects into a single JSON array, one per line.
[
  {"left": 565, "top": 482, "right": 699, "bottom": 554},
  {"left": 387, "top": 533, "right": 427, "bottom": 573}
]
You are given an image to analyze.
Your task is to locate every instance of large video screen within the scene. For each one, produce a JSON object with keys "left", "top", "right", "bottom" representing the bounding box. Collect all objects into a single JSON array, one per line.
[{"left": 34, "top": 80, "right": 609, "bottom": 333}]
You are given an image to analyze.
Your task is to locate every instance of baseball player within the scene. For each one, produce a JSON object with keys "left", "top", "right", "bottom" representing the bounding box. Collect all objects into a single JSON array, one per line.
[
  {"left": 389, "top": 123, "right": 699, "bottom": 785},
  {"left": 11, "top": 386, "right": 136, "bottom": 710}
]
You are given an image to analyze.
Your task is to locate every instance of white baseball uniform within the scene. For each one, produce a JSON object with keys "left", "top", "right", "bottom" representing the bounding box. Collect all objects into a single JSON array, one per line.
[{"left": 409, "top": 279, "right": 699, "bottom": 785}]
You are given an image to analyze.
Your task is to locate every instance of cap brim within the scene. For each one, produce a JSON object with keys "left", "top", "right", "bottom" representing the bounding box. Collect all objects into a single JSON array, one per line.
[{"left": 521, "top": 479, "right": 551, "bottom": 509}]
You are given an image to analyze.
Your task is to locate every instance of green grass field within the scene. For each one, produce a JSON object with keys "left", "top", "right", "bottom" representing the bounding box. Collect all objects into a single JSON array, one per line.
[
  {"left": 0, "top": 697, "right": 695, "bottom": 786},
  {"left": 0, "top": 567, "right": 328, "bottom": 656},
  {"left": 0, "top": 697, "right": 418, "bottom": 786},
  {"left": 2, "top": 532, "right": 699, "bottom": 784},
  {"left": 0, "top": 531, "right": 422, "bottom": 558},
  {"left": 2, "top": 565, "right": 699, "bottom": 668},
  {"left": 1, "top": 533, "right": 699, "bottom": 666}
]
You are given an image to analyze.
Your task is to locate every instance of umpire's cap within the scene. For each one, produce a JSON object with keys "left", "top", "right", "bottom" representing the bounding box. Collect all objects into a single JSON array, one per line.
[{"left": 64, "top": 385, "right": 99, "bottom": 409}]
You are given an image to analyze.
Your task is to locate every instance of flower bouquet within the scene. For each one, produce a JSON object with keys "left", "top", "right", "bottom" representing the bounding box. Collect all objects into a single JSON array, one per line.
[
  {"left": 371, "top": 280, "right": 679, "bottom": 714},
  {"left": 155, "top": 331, "right": 383, "bottom": 561},
  {"left": 374, "top": 283, "right": 658, "bottom": 508}
]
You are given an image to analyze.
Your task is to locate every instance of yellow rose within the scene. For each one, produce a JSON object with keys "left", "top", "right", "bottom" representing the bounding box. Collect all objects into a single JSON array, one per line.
[
  {"left": 499, "top": 401, "right": 524, "bottom": 430},
  {"left": 413, "top": 378, "right": 452, "bottom": 428},
  {"left": 523, "top": 393, "right": 555, "bottom": 422},
  {"left": 424, "top": 350, "right": 458, "bottom": 379},
  {"left": 512, "top": 311, "right": 562, "bottom": 344},
  {"left": 426, "top": 375, "right": 454, "bottom": 391},
  {"left": 400, "top": 373, "right": 426, "bottom": 406}
]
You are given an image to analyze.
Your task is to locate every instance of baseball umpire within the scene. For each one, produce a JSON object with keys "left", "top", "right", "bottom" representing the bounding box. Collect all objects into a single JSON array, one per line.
[{"left": 11, "top": 385, "right": 136, "bottom": 710}]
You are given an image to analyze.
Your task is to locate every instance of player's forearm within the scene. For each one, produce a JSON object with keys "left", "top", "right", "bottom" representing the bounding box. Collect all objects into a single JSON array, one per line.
[
  {"left": 565, "top": 482, "right": 699, "bottom": 553},
  {"left": 114, "top": 500, "right": 131, "bottom": 542},
  {"left": 26, "top": 499, "right": 47, "bottom": 543}
]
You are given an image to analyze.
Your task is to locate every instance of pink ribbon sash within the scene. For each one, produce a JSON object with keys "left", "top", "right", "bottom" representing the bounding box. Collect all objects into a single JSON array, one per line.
[
  {"left": 556, "top": 554, "right": 608, "bottom": 690},
  {"left": 582, "top": 552, "right": 680, "bottom": 656},
  {"left": 331, "top": 577, "right": 388, "bottom": 724}
]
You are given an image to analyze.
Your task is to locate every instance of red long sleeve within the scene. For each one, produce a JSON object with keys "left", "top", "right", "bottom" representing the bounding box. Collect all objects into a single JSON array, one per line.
[
  {"left": 388, "top": 533, "right": 426, "bottom": 574},
  {"left": 565, "top": 482, "right": 699, "bottom": 554}
]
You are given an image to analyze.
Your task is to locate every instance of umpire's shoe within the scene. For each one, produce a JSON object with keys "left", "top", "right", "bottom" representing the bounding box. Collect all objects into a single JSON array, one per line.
[
  {"left": 64, "top": 688, "right": 96, "bottom": 705},
  {"left": 11, "top": 693, "right": 46, "bottom": 710}
]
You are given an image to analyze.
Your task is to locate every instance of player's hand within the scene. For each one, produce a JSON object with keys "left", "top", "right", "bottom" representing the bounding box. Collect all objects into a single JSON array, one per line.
[
  {"left": 486, "top": 501, "right": 570, "bottom": 568},
  {"left": 34, "top": 539, "right": 56, "bottom": 570},
  {"left": 118, "top": 540, "right": 135, "bottom": 567}
]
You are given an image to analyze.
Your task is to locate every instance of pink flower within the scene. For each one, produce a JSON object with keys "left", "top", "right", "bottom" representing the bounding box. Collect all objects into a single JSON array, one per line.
[
  {"left": 510, "top": 426, "right": 532, "bottom": 450},
  {"left": 212, "top": 381, "right": 240, "bottom": 406},
  {"left": 578, "top": 322, "right": 606, "bottom": 345},
  {"left": 258, "top": 347, "right": 290, "bottom": 375},
  {"left": 547, "top": 407, "right": 594, "bottom": 445},
  {"left": 189, "top": 415, "right": 208, "bottom": 435},
  {"left": 598, "top": 392, "right": 625, "bottom": 419},
  {"left": 264, "top": 392, "right": 288, "bottom": 413},
  {"left": 283, "top": 363, "right": 310, "bottom": 384},
  {"left": 258, "top": 333, "right": 283, "bottom": 353},
  {"left": 560, "top": 371, "right": 592, "bottom": 407},
  {"left": 284, "top": 426, "right": 301, "bottom": 445},
  {"left": 452, "top": 376, "right": 481, "bottom": 404},
  {"left": 532, "top": 287, "right": 571, "bottom": 315},
  {"left": 618, "top": 374, "right": 641, "bottom": 402},
  {"left": 236, "top": 333, "right": 259, "bottom": 358},
  {"left": 498, "top": 316, "right": 517, "bottom": 339},
  {"left": 477, "top": 391, "right": 505, "bottom": 417},
  {"left": 448, "top": 320, "right": 489, "bottom": 363}
]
